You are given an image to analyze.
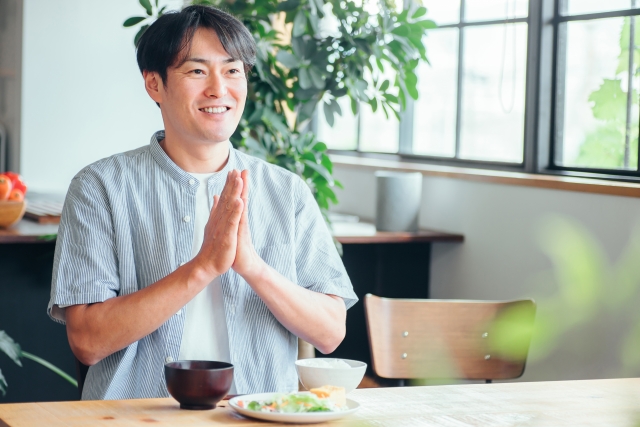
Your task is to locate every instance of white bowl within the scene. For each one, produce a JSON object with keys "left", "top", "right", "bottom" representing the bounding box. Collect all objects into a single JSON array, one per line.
[{"left": 295, "top": 358, "right": 367, "bottom": 393}]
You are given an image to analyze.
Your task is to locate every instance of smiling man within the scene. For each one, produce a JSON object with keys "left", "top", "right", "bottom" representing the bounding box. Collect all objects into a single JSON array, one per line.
[{"left": 47, "top": 5, "right": 357, "bottom": 400}]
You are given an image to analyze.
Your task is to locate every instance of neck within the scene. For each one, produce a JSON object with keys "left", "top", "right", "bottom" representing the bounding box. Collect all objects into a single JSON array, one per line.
[{"left": 160, "top": 129, "right": 230, "bottom": 173}]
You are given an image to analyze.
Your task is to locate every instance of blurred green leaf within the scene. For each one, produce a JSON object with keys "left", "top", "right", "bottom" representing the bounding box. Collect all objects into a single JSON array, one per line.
[
  {"left": 123, "top": 16, "right": 146, "bottom": 27},
  {"left": 298, "top": 68, "right": 312, "bottom": 90},
  {"left": 139, "top": 0, "right": 153, "bottom": 15},
  {"left": 293, "top": 10, "right": 307, "bottom": 37},
  {"left": 0, "top": 331, "right": 22, "bottom": 367}
]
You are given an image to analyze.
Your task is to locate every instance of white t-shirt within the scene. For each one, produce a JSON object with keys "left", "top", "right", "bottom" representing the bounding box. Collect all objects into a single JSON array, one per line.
[{"left": 178, "top": 173, "right": 234, "bottom": 391}]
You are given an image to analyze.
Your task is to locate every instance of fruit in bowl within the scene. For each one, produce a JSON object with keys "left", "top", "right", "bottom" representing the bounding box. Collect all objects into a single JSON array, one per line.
[
  {"left": 0, "top": 172, "right": 27, "bottom": 228},
  {"left": 295, "top": 358, "right": 367, "bottom": 393}
]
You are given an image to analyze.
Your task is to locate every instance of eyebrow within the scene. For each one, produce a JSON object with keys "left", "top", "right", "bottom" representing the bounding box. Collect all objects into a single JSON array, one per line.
[{"left": 182, "top": 57, "right": 239, "bottom": 65}]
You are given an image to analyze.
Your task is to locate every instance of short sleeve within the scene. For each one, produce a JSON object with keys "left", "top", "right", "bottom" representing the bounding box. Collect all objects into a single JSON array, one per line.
[
  {"left": 47, "top": 172, "right": 120, "bottom": 324},
  {"left": 293, "top": 178, "right": 358, "bottom": 309}
]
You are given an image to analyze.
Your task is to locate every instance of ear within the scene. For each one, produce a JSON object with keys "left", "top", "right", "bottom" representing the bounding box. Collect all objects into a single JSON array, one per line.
[{"left": 143, "top": 71, "right": 164, "bottom": 104}]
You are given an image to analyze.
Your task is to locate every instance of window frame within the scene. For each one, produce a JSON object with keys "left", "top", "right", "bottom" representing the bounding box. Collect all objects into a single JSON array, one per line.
[{"left": 325, "top": 0, "right": 640, "bottom": 184}]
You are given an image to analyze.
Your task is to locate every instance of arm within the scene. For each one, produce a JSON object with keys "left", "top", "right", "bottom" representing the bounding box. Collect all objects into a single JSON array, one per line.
[
  {"left": 231, "top": 170, "right": 347, "bottom": 354},
  {"left": 66, "top": 171, "right": 245, "bottom": 366}
]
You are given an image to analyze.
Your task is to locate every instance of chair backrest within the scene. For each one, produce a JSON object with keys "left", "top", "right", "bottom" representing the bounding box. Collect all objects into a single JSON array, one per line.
[{"left": 364, "top": 294, "right": 536, "bottom": 381}]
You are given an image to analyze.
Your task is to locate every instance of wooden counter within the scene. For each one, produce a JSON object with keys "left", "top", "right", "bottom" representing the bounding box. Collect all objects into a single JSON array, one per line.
[
  {"left": 1, "top": 378, "right": 639, "bottom": 426},
  {"left": 0, "top": 220, "right": 58, "bottom": 244},
  {"left": 0, "top": 219, "right": 464, "bottom": 245}
]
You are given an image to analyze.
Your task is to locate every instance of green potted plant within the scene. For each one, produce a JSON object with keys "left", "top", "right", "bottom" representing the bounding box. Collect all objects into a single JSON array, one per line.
[{"left": 124, "top": 0, "right": 435, "bottom": 224}]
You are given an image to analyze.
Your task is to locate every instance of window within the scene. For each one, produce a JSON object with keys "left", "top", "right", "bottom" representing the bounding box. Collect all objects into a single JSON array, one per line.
[
  {"left": 552, "top": 1, "right": 640, "bottom": 174},
  {"left": 319, "top": 0, "right": 640, "bottom": 182}
]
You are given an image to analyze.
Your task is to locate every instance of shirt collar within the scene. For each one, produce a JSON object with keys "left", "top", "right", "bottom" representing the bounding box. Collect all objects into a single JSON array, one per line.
[{"left": 149, "top": 130, "right": 237, "bottom": 188}]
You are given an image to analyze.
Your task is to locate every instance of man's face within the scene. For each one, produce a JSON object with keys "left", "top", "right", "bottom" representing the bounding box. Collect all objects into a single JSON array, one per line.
[{"left": 149, "top": 28, "right": 247, "bottom": 145}]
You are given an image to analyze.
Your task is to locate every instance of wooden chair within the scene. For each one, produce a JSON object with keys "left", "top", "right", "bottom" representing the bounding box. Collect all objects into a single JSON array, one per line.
[{"left": 364, "top": 294, "right": 536, "bottom": 383}]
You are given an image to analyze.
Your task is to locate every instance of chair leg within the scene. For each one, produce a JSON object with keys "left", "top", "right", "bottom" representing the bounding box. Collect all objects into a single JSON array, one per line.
[{"left": 398, "top": 379, "right": 406, "bottom": 387}]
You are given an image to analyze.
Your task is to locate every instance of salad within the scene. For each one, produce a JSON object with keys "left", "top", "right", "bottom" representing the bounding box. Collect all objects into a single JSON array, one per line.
[{"left": 238, "top": 392, "right": 344, "bottom": 413}]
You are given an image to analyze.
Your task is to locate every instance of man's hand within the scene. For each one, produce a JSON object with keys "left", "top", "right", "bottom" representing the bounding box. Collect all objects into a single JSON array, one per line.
[
  {"left": 232, "top": 170, "right": 264, "bottom": 279},
  {"left": 192, "top": 170, "right": 245, "bottom": 282}
]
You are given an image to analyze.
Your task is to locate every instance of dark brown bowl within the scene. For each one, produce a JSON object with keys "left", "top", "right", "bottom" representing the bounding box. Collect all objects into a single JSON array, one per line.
[{"left": 165, "top": 360, "right": 234, "bottom": 410}]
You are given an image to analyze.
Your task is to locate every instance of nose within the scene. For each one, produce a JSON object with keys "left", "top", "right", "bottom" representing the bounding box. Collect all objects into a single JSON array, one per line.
[{"left": 205, "top": 73, "right": 228, "bottom": 98}]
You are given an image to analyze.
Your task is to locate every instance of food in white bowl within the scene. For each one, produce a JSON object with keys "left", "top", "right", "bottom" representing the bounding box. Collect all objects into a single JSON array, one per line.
[{"left": 295, "top": 358, "right": 366, "bottom": 393}]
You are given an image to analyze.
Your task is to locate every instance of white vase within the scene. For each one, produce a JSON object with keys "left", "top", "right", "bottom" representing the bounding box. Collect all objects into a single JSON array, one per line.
[{"left": 375, "top": 171, "right": 422, "bottom": 232}]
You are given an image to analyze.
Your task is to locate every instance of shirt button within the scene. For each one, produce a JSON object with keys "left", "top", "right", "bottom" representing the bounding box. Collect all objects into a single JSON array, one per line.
[
  {"left": 188, "top": 179, "right": 195, "bottom": 185},
  {"left": 183, "top": 215, "right": 191, "bottom": 223},
  {"left": 165, "top": 356, "right": 174, "bottom": 364}
]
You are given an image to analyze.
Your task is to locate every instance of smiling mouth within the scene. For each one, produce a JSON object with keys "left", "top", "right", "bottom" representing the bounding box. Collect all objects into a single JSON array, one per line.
[{"left": 199, "top": 107, "right": 230, "bottom": 114}]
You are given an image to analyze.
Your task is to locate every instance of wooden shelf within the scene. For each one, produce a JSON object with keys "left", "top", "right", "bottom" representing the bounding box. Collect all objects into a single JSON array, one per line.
[{"left": 332, "top": 221, "right": 463, "bottom": 244}]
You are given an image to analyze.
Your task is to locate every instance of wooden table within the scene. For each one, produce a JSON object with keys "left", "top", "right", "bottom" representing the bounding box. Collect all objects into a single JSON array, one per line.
[{"left": 0, "top": 379, "right": 638, "bottom": 426}]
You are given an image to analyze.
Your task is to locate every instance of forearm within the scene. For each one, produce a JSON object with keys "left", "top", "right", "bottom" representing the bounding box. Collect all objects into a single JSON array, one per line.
[
  {"left": 243, "top": 262, "right": 347, "bottom": 354},
  {"left": 65, "top": 260, "right": 210, "bottom": 366}
]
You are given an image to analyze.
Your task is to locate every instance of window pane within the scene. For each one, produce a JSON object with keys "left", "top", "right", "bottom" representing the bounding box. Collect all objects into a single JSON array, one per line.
[
  {"left": 565, "top": 0, "right": 639, "bottom": 16},
  {"left": 359, "top": 67, "right": 400, "bottom": 153},
  {"left": 359, "top": 104, "right": 400, "bottom": 153},
  {"left": 459, "top": 24, "right": 527, "bottom": 163},
  {"left": 556, "top": 17, "right": 639, "bottom": 170},
  {"left": 413, "top": 28, "right": 458, "bottom": 157},
  {"left": 317, "top": 97, "right": 358, "bottom": 150},
  {"left": 465, "top": 0, "right": 528, "bottom": 22},
  {"left": 422, "top": 0, "right": 460, "bottom": 26}
]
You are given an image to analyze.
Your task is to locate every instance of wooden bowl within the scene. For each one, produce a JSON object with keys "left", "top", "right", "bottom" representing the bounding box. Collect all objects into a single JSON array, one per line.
[
  {"left": 165, "top": 360, "right": 234, "bottom": 410},
  {"left": 0, "top": 201, "right": 26, "bottom": 228}
]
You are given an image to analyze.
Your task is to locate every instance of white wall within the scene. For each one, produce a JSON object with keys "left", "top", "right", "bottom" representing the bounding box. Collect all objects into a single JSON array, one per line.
[
  {"left": 333, "top": 165, "right": 640, "bottom": 382},
  {"left": 20, "top": 0, "right": 182, "bottom": 193}
]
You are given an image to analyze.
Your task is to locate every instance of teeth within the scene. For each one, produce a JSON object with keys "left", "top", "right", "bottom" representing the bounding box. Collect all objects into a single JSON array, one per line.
[{"left": 202, "top": 107, "right": 227, "bottom": 114}]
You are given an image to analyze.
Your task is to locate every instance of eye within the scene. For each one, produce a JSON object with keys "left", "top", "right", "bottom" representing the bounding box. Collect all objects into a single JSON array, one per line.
[
  {"left": 228, "top": 68, "right": 242, "bottom": 74},
  {"left": 191, "top": 69, "right": 205, "bottom": 75}
]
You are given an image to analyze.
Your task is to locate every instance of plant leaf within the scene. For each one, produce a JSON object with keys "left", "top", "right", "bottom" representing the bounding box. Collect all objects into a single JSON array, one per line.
[
  {"left": 123, "top": 16, "right": 146, "bottom": 27},
  {"left": 323, "top": 101, "right": 335, "bottom": 127},
  {"left": 309, "top": 67, "right": 325, "bottom": 89},
  {"left": 0, "top": 331, "right": 22, "bottom": 367},
  {"left": 277, "top": 0, "right": 300, "bottom": 11},
  {"left": 304, "top": 159, "right": 334, "bottom": 185},
  {"left": 298, "top": 68, "right": 312, "bottom": 89},
  {"left": 158, "top": 5, "right": 167, "bottom": 16},
  {"left": 139, "top": 0, "right": 153, "bottom": 16},
  {"left": 412, "top": 7, "right": 427, "bottom": 19},
  {"left": 276, "top": 50, "right": 301, "bottom": 69},
  {"left": 293, "top": 11, "right": 307, "bottom": 37}
]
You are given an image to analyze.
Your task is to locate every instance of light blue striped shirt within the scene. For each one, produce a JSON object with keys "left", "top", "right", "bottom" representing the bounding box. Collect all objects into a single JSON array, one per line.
[{"left": 48, "top": 131, "right": 357, "bottom": 400}]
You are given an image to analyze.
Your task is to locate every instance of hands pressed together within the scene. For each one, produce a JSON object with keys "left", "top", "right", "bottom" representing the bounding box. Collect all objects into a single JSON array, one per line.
[{"left": 193, "top": 169, "right": 262, "bottom": 282}]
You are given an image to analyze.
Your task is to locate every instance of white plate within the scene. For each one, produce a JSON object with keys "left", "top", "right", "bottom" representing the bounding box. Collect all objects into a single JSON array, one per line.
[{"left": 228, "top": 392, "right": 360, "bottom": 424}]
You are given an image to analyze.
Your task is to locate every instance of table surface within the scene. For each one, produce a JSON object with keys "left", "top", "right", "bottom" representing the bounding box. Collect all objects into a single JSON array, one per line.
[
  {"left": 1, "top": 378, "right": 638, "bottom": 426},
  {"left": 0, "top": 219, "right": 464, "bottom": 245}
]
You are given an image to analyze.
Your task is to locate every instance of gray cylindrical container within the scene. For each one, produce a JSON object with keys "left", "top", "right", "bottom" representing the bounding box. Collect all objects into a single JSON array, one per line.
[{"left": 375, "top": 171, "right": 422, "bottom": 232}]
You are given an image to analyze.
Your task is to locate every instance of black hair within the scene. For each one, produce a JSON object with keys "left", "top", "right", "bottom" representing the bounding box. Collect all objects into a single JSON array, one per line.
[{"left": 136, "top": 5, "right": 256, "bottom": 84}]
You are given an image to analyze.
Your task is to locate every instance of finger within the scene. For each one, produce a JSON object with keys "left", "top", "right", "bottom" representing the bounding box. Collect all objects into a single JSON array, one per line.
[
  {"left": 226, "top": 179, "right": 243, "bottom": 211},
  {"left": 226, "top": 198, "right": 244, "bottom": 228},
  {"left": 212, "top": 195, "right": 220, "bottom": 211},
  {"left": 219, "top": 170, "right": 235, "bottom": 202},
  {"left": 240, "top": 170, "right": 249, "bottom": 203},
  {"left": 239, "top": 170, "right": 250, "bottom": 227}
]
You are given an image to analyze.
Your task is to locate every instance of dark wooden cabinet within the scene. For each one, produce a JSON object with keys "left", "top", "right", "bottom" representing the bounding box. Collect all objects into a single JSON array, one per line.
[{"left": 324, "top": 226, "right": 464, "bottom": 374}]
